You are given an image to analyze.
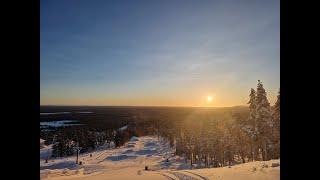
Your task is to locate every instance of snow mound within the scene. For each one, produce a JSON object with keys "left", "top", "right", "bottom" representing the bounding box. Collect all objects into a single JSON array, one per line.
[
  {"left": 106, "top": 155, "right": 137, "bottom": 161},
  {"left": 136, "top": 149, "right": 157, "bottom": 155},
  {"left": 126, "top": 144, "right": 135, "bottom": 148},
  {"left": 122, "top": 149, "right": 134, "bottom": 154},
  {"left": 144, "top": 141, "right": 157, "bottom": 147},
  {"left": 130, "top": 136, "right": 139, "bottom": 141},
  {"left": 40, "top": 161, "right": 78, "bottom": 170},
  {"left": 127, "top": 141, "right": 136, "bottom": 147}
]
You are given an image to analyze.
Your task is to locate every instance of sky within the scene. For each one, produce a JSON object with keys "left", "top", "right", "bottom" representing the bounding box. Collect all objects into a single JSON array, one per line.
[{"left": 40, "top": 0, "right": 280, "bottom": 107}]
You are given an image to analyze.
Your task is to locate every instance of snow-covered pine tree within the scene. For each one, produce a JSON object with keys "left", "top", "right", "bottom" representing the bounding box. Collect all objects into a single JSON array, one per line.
[
  {"left": 247, "top": 88, "right": 257, "bottom": 137},
  {"left": 272, "top": 89, "right": 280, "bottom": 131},
  {"left": 244, "top": 88, "right": 258, "bottom": 161},
  {"left": 271, "top": 89, "right": 280, "bottom": 158},
  {"left": 255, "top": 80, "right": 273, "bottom": 161}
]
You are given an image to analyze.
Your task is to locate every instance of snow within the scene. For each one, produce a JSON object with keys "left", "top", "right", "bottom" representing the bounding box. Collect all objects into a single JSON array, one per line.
[
  {"left": 106, "top": 155, "right": 138, "bottom": 161},
  {"left": 41, "top": 138, "right": 47, "bottom": 149},
  {"left": 189, "top": 159, "right": 280, "bottom": 180},
  {"left": 76, "top": 112, "right": 93, "bottom": 114},
  {"left": 130, "top": 136, "right": 139, "bottom": 141},
  {"left": 40, "top": 120, "right": 82, "bottom": 128},
  {"left": 118, "top": 125, "right": 128, "bottom": 131},
  {"left": 40, "top": 112, "right": 93, "bottom": 115},
  {"left": 40, "top": 112, "right": 71, "bottom": 115},
  {"left": 40, "top": 136, "right": 279, "bottom": 180},
  {"left": 40, "top": 144, "right": 53, "bottom": 160}
]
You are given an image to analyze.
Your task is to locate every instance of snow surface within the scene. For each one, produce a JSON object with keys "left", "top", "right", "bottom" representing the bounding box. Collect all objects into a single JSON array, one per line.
[
  {"left": 40, "top": 120, "right": 82, "bottom": 128},
  {"left": 40, "top": 136, "right": 279, "bottom": 180},
  {"left": 118, "top": 125, "right": 128, "bottom": 131},
  {"left": 76, "top": 112, "right": 94, "bottom": 114},
  {"left": 40, "top": 112, "right": 93, "bottom": 115},
  {"left": 130, "top": 136, "right": 139, "bottom": 141},
  {"left": 189, "top": 159, "right": 280, "bottom": 180},
  {"left": 40, "top": 144, "right": 53, "bottom": 160},
  {"left": 41, "top": 112, "right": 71, "bottom": 115}
]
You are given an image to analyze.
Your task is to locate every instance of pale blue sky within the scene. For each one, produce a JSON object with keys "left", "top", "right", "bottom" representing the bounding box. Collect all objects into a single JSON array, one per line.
[{"left": 41, "top": 0, "right": 279, "bottom": 106}]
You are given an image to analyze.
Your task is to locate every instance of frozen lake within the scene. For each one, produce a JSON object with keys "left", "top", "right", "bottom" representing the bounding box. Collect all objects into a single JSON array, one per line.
[
  {"left": 40, "top": 112, "right": 71, "bottom": 115},
  {"left": 40, "top": 120, "right": 83, "bottom": 129}
]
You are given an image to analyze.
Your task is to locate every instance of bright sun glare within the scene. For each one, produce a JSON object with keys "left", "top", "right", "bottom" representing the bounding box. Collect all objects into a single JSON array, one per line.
[{"left": 207, "top": 96, "right": 212, "bottom": 102}]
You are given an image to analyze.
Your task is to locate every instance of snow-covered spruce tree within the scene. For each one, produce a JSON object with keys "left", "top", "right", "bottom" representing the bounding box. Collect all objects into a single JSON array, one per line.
[
  {"left": 255, "top": 80, "right": 273, "bottom": 161},
  {"left": 243, "top": 88, "right": 258, "bottom": 161},
  {"left": 232, "top": 112, "right": 251, "bottom": 163},
  {"left": 271, "top": 89, "right": 280, "bottom": 159},
  {"left": 272, "top": 89, "right": 280, "bottom": 131}
]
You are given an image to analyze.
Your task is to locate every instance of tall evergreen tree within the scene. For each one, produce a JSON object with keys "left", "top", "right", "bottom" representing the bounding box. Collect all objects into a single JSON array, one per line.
[
  {"left": 271, "top": 89, "right": 280, "bottom": 158},
  {"left": 244, "top": 88, "right": 258, "bottom": 161},
  {"left": 247, "top": 88, "right": 257, "bottom": 136},
  {"left": 255, "top": 80, "right": 273, "bottom": 160},
  {"left": 272, "top": 89, "right": 280, "bottom": 131}
]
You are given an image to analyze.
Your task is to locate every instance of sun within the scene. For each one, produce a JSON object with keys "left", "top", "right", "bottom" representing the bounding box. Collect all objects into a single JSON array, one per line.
[{"left": 207, "top": 96, "right": 213, "bottom": 102}]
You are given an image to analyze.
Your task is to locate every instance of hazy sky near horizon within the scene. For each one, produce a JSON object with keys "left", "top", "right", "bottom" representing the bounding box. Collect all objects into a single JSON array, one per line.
[{"left": 41, "top": 0, "right": 279, "bottom": 107}]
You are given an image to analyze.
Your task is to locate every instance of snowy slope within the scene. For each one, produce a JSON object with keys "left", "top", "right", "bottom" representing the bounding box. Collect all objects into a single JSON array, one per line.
[
  {"left": 185, "top": 159, "right": 280, "bottom": 180},
  {"left": 40, "top": 136, "right": 279, "bottom": 180}
]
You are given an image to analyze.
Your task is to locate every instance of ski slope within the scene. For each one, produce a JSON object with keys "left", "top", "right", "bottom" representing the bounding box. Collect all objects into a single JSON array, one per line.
[{"left": 40, "top": 136, "right": 279, "bottom": 180}]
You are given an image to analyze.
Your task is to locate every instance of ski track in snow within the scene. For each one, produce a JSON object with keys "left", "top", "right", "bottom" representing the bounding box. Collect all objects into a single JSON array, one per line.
[
  {"left": 168, "top": 171, "right": 200, "bottom": 180},
  {"left": 157, "top": 172, "right": 177, "bottom": 180},
  {"left": 182, "top": 171, "right": 210, "bottom": 180}
]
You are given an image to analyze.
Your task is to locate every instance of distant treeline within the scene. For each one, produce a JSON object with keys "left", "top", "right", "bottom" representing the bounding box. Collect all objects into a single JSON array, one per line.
[{"left": 40, "top": 106, "right": 248, "bottom": 159}]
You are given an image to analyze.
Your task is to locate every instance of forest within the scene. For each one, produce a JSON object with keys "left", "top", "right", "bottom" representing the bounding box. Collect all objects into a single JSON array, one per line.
[{"left": 40, "top": 80, "right": 280, "bottom": 168}]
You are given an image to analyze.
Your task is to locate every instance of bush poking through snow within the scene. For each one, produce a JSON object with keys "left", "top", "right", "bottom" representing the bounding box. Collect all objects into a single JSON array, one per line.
[{"left": 252, "top": 167, "right": 257, "bottom": 172}]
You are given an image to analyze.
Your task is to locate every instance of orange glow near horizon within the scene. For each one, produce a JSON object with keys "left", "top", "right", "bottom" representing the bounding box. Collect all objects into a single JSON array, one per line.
[
  {"left": 41, "top": 93, "right": 278, "bottom": 107},
  {"left": 40, "top": 87, "right": 278, "bottom": 107}
]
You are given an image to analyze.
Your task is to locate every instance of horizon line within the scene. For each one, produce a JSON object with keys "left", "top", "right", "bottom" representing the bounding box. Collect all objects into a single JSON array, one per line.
[{"left": 40, "top": 104, "right": 248, "bottom": 108}]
